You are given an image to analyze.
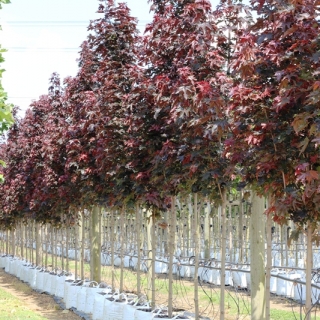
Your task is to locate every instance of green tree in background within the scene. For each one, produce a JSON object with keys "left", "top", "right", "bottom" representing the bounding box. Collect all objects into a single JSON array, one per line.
[
  {"left": 0, "top": 0, "right": 14, "bottom": 182},
  {"left": 0, "top": 0, "right": 14, "bottom": 134}
]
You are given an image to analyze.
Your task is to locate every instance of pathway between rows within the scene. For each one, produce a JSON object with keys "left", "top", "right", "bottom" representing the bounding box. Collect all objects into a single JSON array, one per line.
[{"left": 0, "top": 268, "right": 82, "bottom": 320}]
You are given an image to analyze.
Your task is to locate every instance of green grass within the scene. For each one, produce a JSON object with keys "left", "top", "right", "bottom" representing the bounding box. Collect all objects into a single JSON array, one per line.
[
  {"left": 270, "top": 308, "right": 320, "bottom": 320},
  {"left": 0, "top": 286, "right": 46, "bottom": 320}
]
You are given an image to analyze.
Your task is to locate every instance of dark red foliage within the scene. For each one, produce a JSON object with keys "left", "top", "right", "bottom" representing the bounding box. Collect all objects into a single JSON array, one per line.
[
  {"left": 227, "top": 0, "right": 320, "bottom": 224},
  {"left": 63, "top": 0, "right": 141, "bottom": 207},
  {"left": 0, "top": 0, "right": 319, "bottom": 227}
]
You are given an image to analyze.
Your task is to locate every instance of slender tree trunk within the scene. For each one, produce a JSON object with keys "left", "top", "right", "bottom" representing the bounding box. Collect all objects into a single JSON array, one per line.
[
  {"left": 135, "top": 203, "right": 142, "bottom": 296},
  {"left": 45, "top": 226, "right": 48, "bottom": 268},
  {"left": 189, "top": 198, "right": 195, "bottom": 257},
  {"left": 20, "top": 222, "right": 24, "bottom": 259},
  {"left": 266, "top": 203, "right": 272, "bottom": 320},
  {"left": 91, "top": 206, "right": 101, "bottom": 283},
  {"left": 183, "top": 205, "right": 188, "bottom": 257},
  {"left": 218, "top": 205, "right": 222, "bottom": 259},
  {"left": 75, "top": 218, "right": 78, "bottom": 279},
  {"left": 35, "top": 224, "right": 41, "bottom": 266},
  {"left": 41, "top": 225, "right": 44, "bottom": 266},
  {"left": 81, "top": 210, "right": 85, "bottom": 280},
  {"left": 280, "top": 225, "right": 284, "bottom": 266},
  {"left": 50, "top": 226, "right": 53, "bottom": 269},
  {"left": 32, "top": 223, "right": 35, "bottom": 265},
  {"left": 228, "top": 204, "right": 232, "bottom": 262},
  {"left": 204, "top": 200, "right": 211, "bottom": 260},
  {"left": 244, "top": 211, "right": 249, "bottom": 262},
  {"left": 186, "top": 204, "right": 190, "bottom": 255},
  {"left": 250, "top": 193, "right": 266, "bottom": 320},
  {"left": 213, "top": 209, "right": 217, "bottom": 259},
  {"left": 239, "top": 191, "right": 243, "bottom": 263},
  {"left": 54, "top": 228, "right": 58, "bottom": 271},
  {"left": 30, "top": 225, "right": 33, "bottom": 263},
  {"left": 193, "top": 194, "right": 200, "bottom": 319},
  {"left": 11, "top": 229, "right": 15, "bottom": 257},
  {"left": 25, "top": 224, "right": 28, "bottom": 262},
  {"left": 305, "top": 222, "right": 313, "bottom": 320},
  {"left": 163, "top": 209, "right": 168, "bottom": 256},
  {"left": 120, "top": 207, "right": 125, "bottom": 293},
  {"left": 168, "top": 196, "right": 176, "bottom": 318},
  {"left": 66, "top": 225, "right": 70, "bottom": 272},
  {"left": 220, "top": 188, "right": 227, "bottom": 320},
  {"left": 285, "top": 227, "right": 289, "bottom": 267},
  {"left": 151, "top": 211, "right": 156, "bottom": 309},
  {"left": 146, "top": 209, "right": 152, "bottom": 300},
  {"left": 89, "top": 208, "right": 93, "bottom": 280},
  {"left": 111, "top": 210, "right": 115, "bottom": 291}
]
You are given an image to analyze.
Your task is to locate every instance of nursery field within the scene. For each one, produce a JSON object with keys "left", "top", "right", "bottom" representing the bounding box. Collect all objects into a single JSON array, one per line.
[
  {"left": 1, "top": 202, "right": 320, "bottom": 320},
  {"left": 0, "top": 1, "right": 319, "bottom": 320},
  {"left": 1, "top": 250, "right": 317, "bottom": 320},
  {"left": 0, "top": 268, "right": 81, "bottom": 320}
]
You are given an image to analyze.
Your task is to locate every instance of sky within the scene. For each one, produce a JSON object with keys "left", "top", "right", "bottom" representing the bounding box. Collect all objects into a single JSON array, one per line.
[{"left": 0, "top": 0, "right": 153, "bottom": 115}]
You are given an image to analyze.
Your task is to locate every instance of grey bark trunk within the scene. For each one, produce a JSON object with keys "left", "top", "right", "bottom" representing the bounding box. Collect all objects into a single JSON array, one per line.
[
  {"left": 168, "top": 196, "right": 176, "bottom": 318},
  {"left": 266, "top": 202, "right": 272, "bottom": 320},
  {"left": 81, "top": 210, "right": 85, "bottom": 280},
  {"left": 219, "top": 188, "right": 227, "bottom": 320},
  {"left": 111, "top": 210, "right": 115, "bottom": 291},
  {"left": 135, "top": 203, "right": 141, "bottom": 296},
  {"left": 204, "top": 199, "right": 211, "bottom": 260},
  {"left": 91, "top": 206, "right": 101, "bottom": 283},
  {"left": 250, "top": 192, "right": 266, "bottom": 320},
  {"left": 120, "top": 207, "right": 125, "bottom": 293},
  {"left": 35, "top": 224, "right": 41, "bottom": 266},
  {"left": 193, "top": 194, "right": 200, "bottom": 319},
  {"left": 305, "top": 222, "right": 313, "bottom": 320}
]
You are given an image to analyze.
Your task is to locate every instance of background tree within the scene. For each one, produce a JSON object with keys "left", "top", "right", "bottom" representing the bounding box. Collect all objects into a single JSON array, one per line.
[{"left": 0, "top": 0, "right": 14, "bottom": 181}]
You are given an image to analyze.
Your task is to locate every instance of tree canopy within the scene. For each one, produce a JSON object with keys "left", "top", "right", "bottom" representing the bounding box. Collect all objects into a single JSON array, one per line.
[{"left": 0, "top": 0, "right": 319, "bottom": 228}]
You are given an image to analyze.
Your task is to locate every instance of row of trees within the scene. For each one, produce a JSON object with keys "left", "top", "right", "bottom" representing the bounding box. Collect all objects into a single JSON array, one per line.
[
  {"left": 1, "top": 0, "right": 318, "bottom": 227},
  {"left": 0, "top": 0, "right": 319, "bottom": 318}
]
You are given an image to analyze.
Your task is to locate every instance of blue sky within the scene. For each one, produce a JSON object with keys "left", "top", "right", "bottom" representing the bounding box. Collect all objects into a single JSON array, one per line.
[{"left": 1, "top": 0, "right": 153, "bottom": 114}]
